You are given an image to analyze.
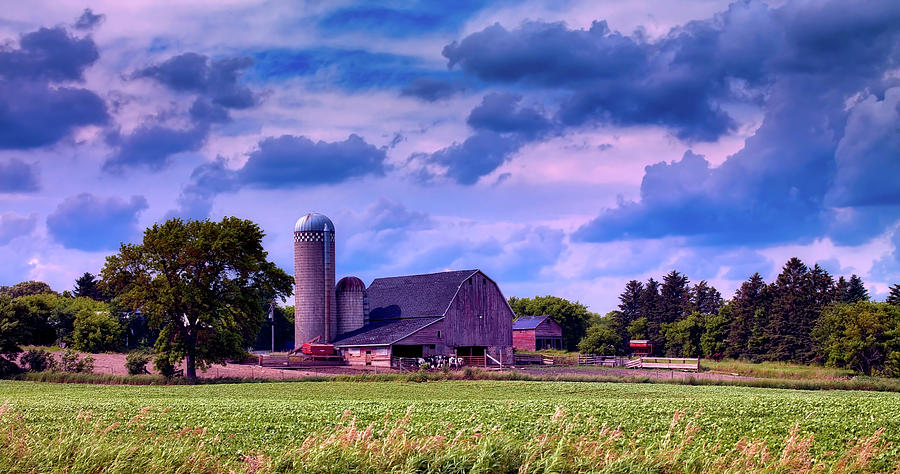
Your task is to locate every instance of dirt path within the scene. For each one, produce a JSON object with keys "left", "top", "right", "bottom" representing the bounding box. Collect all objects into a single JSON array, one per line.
[{"left": 516, "top": 366, "right": 758, "bottom": 382}]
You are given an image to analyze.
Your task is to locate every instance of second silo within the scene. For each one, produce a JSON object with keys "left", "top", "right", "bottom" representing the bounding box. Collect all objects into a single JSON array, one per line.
[
  {"left": 336, "top": 276, "right": 368, "bottom": 336},
  {"left": 293, "top": 212, "right": 337, "bottom": 346}
]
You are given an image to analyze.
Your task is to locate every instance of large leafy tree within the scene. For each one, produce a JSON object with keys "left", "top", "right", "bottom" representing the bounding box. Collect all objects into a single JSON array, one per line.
[
  {"left": 102, "top": 217, "right": 293, "bottom": 379},
  {"left": 813, "top": 302, "right": 900, "bottom": 376},
  {"left": 0, "top": 296, "right": 28, "bottom": 374},
  {"left": 0, "top": 281, "right": 56, "bottom": 298},
  {"left": 508, "top": 295, "right": 594, "bottom": 351}
]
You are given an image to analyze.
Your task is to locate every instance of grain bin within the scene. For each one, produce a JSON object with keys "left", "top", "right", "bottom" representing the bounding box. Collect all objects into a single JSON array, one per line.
[{"left": 336, "top": 276, "right": 367, "bottom": 336}]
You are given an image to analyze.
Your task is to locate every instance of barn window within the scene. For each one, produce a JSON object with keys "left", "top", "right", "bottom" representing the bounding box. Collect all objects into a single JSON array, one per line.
[
  {"left": 468, "top": 277, "right": 472, "bottom": 285},
  {"left": 437, "top": 330, "right": 442, "bottom": 339}
]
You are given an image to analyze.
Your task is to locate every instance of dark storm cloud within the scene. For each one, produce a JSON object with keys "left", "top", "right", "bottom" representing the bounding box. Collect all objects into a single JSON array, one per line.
[
  {"left": 133, "top": 53, "right": 257, "bottom": 109},
  {"left": 0, "top": 24, "right": 108, "bottom": 149},
  {"left": 103, "top": 122, "right": 209, "bottom": 172},
  {"left": 240, "top": 134, "right": 387, "bottom": 187},
  {"left": 74, "top": 9, "right": 105, "bottom": 31},
  {"left": 0, "top": 158, "right": 39, "bottom": 193},
  {"left": 0, "top": 213, "right": 37, "bottom": 246},
  {"left": 46, "top": 193, "right": 148, "bottom": 251},
  {"left": 400, "top": 77, "right": 464, "bottom": 102},
  {"left": 318, "top": 0, "right": 491, "bottom": 37}
]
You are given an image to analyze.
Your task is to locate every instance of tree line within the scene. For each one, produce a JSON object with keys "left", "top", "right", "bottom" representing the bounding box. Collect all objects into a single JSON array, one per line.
[{"left": 0, "top": 217, "right": 293, "bottom": 379}]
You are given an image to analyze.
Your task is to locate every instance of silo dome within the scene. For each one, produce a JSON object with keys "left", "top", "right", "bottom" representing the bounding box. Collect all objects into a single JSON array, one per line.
[
  {"left": 336, "top": 276, "right": 366, "bottom": 292},
  {"left": 294, "top": 213, "right": 334, "bottom": 233}
]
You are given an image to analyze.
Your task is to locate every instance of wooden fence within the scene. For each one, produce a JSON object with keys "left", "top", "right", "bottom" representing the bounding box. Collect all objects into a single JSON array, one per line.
[
  {"left": 626, "top": 357, "right": 700, "bottom": 371},
  {"left": 577, "top": 355, "right": 626, "bottom": 367}
]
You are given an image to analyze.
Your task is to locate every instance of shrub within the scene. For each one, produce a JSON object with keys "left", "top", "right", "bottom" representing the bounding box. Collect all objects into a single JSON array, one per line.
[
  {"left": 58, "top": 349, "right": 94, "bottom": 373},
  {"left": 125, "top": 351, "right": 151, "bottom": 375},
  {"left": 20, "top": 348, "right": 55, "bottom": 372},
  {"left": 71, "top": 307, "right": 122, "bottom": 353},
  {"left": 154, "top": 353, "right": 179, "bottom": 378}
]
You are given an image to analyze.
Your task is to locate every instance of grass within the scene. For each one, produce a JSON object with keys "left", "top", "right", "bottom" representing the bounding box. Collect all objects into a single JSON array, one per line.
[
  {"left": 0, "top": 380, "right": 898, "bottom": 472},
  {"left": 702, "top": 359, "right": 854, "bottom": 379}
]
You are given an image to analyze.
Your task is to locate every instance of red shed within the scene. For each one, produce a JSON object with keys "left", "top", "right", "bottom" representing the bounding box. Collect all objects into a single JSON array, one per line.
[
  {"left": 512, "top": 316, "right": 563, "bottom": 351},
  {"left": 629, "top": 339, "right": 653, "bottom": 356}
]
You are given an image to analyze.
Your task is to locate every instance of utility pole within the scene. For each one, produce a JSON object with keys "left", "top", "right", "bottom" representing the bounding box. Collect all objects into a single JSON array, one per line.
[{"left": 268, "top": 302, "right": 275, "bottom": 353}]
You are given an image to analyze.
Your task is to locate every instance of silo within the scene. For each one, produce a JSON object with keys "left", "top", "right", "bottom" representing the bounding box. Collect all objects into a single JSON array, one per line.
[
  {"left": 293, "top": 212, "right": 337, "bottom": 347},
  {"left": 336, "top": 276, "right": 367, "bottom": 336}
]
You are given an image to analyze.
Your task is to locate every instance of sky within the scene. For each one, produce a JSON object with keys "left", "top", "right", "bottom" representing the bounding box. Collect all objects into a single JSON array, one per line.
[{"left": 1, "top": 0, "right": 899, "bottom": 312}]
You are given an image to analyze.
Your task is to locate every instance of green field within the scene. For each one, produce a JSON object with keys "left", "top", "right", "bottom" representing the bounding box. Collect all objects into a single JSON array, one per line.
[{"left": 1, "top": 380, "right": 898, "bottom": 472}]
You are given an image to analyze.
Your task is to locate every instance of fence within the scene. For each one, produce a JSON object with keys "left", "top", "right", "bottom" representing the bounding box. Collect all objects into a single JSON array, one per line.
[
  {"left": 577, "top": 355, "right": 627, "bottom": 367},
  {"left": 626, "top": 357, "right": 700, "bottom": 371}
]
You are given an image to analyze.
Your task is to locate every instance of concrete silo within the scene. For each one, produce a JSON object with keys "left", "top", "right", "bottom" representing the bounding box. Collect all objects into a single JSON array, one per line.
[
  {"left": 336, "top": 276, "right": 368, "bottom": 336},
  {"left": 293, "top": 212, "right": 337, "bottom": 347}
]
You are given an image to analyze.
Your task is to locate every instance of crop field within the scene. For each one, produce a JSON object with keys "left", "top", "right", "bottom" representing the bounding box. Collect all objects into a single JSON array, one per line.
[{"left": 1, "top": 380, "right": 899, "bottom": 472}]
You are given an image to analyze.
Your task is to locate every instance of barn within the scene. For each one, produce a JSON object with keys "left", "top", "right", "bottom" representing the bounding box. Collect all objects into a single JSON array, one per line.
[
  {"left": 332, "top": 270, "right": 515, "bottom": 367},
  {"left": 512, "top": 315, "right": 563, "bottom": 351},
  {"left": 292, "top": 212, "right": 514, "bottom": 368}
]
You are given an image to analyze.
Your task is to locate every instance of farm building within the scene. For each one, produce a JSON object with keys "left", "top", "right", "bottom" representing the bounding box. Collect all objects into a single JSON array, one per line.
[
  {"left": 293, "top": 212, "right": 514, "bottom": 367},
  {"left": 512, "top": 315, "right": 563, "bottom": 351}
]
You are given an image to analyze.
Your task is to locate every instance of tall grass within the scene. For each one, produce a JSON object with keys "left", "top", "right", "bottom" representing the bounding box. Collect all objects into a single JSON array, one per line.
[
  {"left": 14, "top": 366, "right": 900, "bottom": 392},
  {"left": 0, "top": 401, "right": 893, "bottom": 473},
  {"left": 702, "top": 359, "right": 854, "bottom": 379}
]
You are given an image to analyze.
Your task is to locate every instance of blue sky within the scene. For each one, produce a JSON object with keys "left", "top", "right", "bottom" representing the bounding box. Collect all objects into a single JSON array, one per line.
[{"left": 1, "top": 0, "right": 899, "bottom": 311}]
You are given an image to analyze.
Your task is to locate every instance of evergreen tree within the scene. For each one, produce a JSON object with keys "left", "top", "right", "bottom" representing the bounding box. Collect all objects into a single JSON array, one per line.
[
  {"left": 888, "top": 284, "right": 900, "bottom": 306},
  {"left": 808, "top": 264, "right": 836, "bottom": 308},
  {"left": 617, "top": 280, "right": 643, "bottom": 349},
  {"left": 691, "top": 280, "right": 723, "bottom": 314},
  {"left": 835, "top": 276, "right": 850, "bottom": 302},
  {"left": 768, "top": 258, "right": 817, "bottom": 362},
  {"left": 73, "top": 272, "right": 103, "bottom": 301},
  {"left": 841, "top": 274, "right": 869, "bottom": 303},
  {"left": 640, "top": 278, "right": 663, "bottom": 353},
  {"left": 724, "top": 273, "right": 767, "bottom": 359},
  {"left": 660, "top": 270, "right": 691, "bottom": 324}
]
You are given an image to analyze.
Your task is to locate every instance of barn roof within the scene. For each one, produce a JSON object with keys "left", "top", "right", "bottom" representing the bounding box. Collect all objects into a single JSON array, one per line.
[
  {"left": 367, "top": 269, "right": 479, "bottom": 320},
  {"left": 512, "top": 315, "right": 551, "bottom": 330},
  {"left": 332, "top": 317, "right": 444, "bottom": 347}
]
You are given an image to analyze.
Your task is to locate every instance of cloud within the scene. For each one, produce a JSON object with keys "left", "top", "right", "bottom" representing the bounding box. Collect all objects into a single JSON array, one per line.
[
  {"left": 467, "top": 92, "right": 552, "bottom": 138},
  {"left": 74, "top": 8, "right": 105, "bottom": 31},
  {"left": 361, "top": 198, "right": 431, "bottom": 231},
  {"left": 0, "top": 26, "right": 99, "bottom": 82},
  {"left": 254, "top": 48, "right": 462, "bottom": 91},
  {"left": 572, "top": 1, "right": 900, "bottom": 247},
  {"left": 412, "top": 131, "right": 522, "bottom": 185},
  {"left": 169, "top": 134, "right": 387, "bottom": 218},
  {"left": 0, "top": 158, "right": 39, "bottom": 193},
  {"left": 0, "top": 213, "right": 37, "bottom": 245},
  {"left": 133, "top": 52, "right": 257, "bottom": 109},
  {"left": 318, "top": 1, "right": 490, "bottom": 37},
  {"left": 241, "top": 134, "right": 387, "bottom": 188},
  {"left": 0, "top": 25, "right": 107, "bottom": 149},
  {"left": 103, "top": 122, "right": 208, "bottom": 172},
  {"left": 46, "top": 193, "right": 148, "bottom": 251},
  {"left": 400, "top": 77, "right": 464, "bottom": 102}
]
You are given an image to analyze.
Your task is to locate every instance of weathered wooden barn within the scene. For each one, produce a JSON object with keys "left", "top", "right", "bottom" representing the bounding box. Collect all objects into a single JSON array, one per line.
[
  {"left": 332, "top": 269, "right": 515, "bottom": 367},
  {"left": 512, "top": 315, "right": 563, "bottom": 351}
]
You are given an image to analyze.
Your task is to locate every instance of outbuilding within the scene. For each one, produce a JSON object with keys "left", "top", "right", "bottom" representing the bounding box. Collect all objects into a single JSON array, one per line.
[{"left": 512, "top": 315, "right": 563, "bottom": 351}]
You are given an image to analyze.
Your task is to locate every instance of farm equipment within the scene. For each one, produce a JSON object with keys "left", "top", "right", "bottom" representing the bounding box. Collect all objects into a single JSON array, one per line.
[{"left": 290, "top": 336, "right": 335, "bottom": 356}]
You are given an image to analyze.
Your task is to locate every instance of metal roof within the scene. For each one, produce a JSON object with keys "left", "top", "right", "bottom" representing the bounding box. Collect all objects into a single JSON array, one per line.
[
  {"left": 336, "top": 276, "right": 366, "bottom": 293},
  {"left": 294, "top": 212, "right": 334, "bottom": 233},
  {"left": 512, "top": 315, "right": 551, "bottom": 330},
  {"left": 366, "top": 269, "right": 479, "bottom": 321},
  {"left": 332, "top": 317, "right": 444, "bottom": 347}
]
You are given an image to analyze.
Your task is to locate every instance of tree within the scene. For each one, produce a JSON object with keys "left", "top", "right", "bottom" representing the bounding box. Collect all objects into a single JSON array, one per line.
[
  {"left": 640, "top": 278, "right": 663, "bottom": 353},
  {"left": 253, "top": 304, "right": 294, "bottom": 351},
  {"left": 660, "top": 270, "right": 691, "bottom": 324},
  {"left": 691, "top": 280, "right": 723, "bottom": 315},
  {"left": 724, "top": 273, "right": 767, "bottom": 359},
  {"left": 0, "top": 296, "right": 28, "bottom": 374},
  {"left": 840, "top": 274, "right": 869, "bottom": 303},
  {"left": 508, "top": 295, "right": 593, "bottom": 351},
  {"left": 888, "top": 284, "right": 900, "bottom": 306},
  {"left": 0, "top": 281, "right": 56, "bottom": 298},
  {"left": 578, "top": 318, "right": 622, "bottom": 355},
  {"left": 663, "top": 312, "right": 705, "bottom": 357},
  {"left": 813, "top": 302, "right": 900, "bottom": 376},
  {"left": 72, "top": 305, "right": 122, "bottom": 353},
  {"left": 101, "top": 217, "right": 293, "bottom": 379},
  {"left": 701, "top": 305, "right": 731, "bottom": 359},
  {"left": 616, "top": 281, "right": 643, "bottom": 351},
  {"left": 73, "top": 272, "right": 104, "bottom": 301},
  {"left": 627, "top": 317, "right": 648, "bottom": 340},
  {"left": 767, "top": 258, "right": 817, "bottom": 362}
]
